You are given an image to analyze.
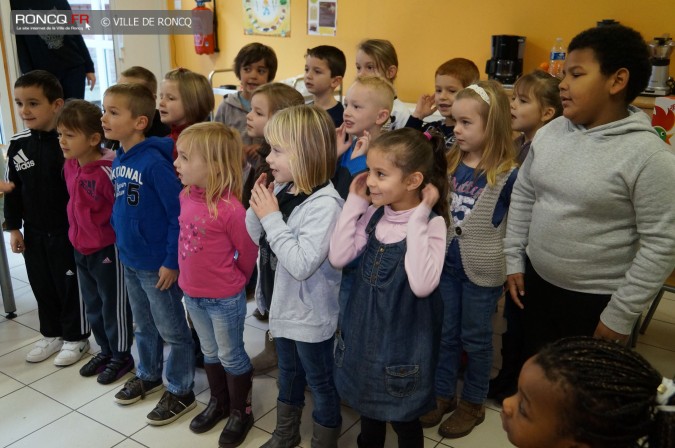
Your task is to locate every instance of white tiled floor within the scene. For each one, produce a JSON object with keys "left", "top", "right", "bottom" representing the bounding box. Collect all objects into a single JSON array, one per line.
[{"left": 1, "top": 231, "right": 674, "bottom": 448}]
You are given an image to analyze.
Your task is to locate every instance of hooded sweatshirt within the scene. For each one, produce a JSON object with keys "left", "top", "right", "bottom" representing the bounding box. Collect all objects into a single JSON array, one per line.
[
  {"left": 110, "top": 137, "right": 181, "bottom": 270},
  {"left": 504, "top": 106, "right": 675, "bottom": 334},
  {"left": 64, "top": 150, "right": 116, "bottom": 255},
  {"left": 246, "top": 182, "right": 344, "bottom": 343}
]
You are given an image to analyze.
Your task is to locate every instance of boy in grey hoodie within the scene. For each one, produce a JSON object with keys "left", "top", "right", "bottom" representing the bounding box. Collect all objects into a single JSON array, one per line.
[{"left": 504, "top": 25, "right": 675, "bottom": 355}]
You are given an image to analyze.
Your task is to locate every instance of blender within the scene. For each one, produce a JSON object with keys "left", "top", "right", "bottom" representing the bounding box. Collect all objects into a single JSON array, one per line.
[{"left": 643, "top": 35, "right": 675, "bottom": 96}]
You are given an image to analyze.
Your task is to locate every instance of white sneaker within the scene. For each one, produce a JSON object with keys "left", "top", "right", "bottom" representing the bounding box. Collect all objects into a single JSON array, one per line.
[
  {"left": 54, "top": 339, "right": 90, "bottom": 366},
  {"left": 26, "top": 337, "right": 63, "bottom": 363}
]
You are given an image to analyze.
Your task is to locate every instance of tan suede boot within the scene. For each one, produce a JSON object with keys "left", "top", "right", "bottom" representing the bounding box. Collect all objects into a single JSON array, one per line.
[
  {"left": 251, "top": 330, "right": 277, "bottom": 376},
  {"left": 438, "top": 399, "right": 485, "bottom": 438},
  {"left": 419, "top": 396, "right": 457, "bottom": 428}
]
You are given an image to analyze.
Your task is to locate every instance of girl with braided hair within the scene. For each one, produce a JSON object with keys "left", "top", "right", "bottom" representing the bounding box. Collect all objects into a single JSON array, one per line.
[{"left": 501, "top": 336, "right": 675, "bottom": 448}]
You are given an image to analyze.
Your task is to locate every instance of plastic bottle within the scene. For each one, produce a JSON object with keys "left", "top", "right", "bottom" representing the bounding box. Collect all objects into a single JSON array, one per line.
[{"left": 548, "top": 37, "right": 566, "bottom": 78}]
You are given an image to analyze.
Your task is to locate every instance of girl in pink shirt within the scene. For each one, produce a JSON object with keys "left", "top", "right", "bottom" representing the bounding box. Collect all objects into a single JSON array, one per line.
[
  {"left": 174, "top": 122, "right": 258, "bottom": 446},
  {"left": 329, "top": 128, "right": 449, "bottom": 447},
  {"left": 60, "top": 99, "right": 134, "bottom": 382}
]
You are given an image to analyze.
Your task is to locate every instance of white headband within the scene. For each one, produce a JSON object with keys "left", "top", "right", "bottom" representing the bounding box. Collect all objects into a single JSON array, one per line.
[
  {"left": 466, "top": 84, "right": 490, "bottom": 105},
  {"left": 656, "top": 377, "right": 675, "bottom": 412}
]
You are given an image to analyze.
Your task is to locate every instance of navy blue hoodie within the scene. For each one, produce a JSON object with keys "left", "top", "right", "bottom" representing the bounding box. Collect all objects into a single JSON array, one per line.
[{"left": 111, "top": 137, "right": 180, "bottom": 270}]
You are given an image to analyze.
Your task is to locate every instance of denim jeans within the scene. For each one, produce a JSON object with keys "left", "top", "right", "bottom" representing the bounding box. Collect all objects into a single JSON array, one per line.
[
  {"left": 435, "top": 267, "right": 502, "bottom": 404},
  {"left": 124, "top": 265, "right": 195, "bottom": 396},
  {"left": 183, "top": 290, "right": 252, "bottom": 376},
  {"left": 275, "top": 336, "right": 342, "bottom": 428}
]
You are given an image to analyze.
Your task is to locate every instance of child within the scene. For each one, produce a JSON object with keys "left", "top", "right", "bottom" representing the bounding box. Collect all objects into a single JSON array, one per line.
[
  {"left": 510, "top": 70, "right": 562, "bottom": 165},
  {"left": 355, "top": 39, "right": 409, "bottom": 131},
  {"left": 422, "top": 81, "right": 519, "bottom": 437},
  {"left": 333, "top": 75, "right": 394, "bottom": 199},
  {"left": 174, "top": 122, "right": 258, "bottom": 446},
  {"left": 406, "top": 58, "right": 479, "bottom": 149},
  {"left": 118, "top": 66, "right": 170, "bottom": 138},
  {"left": 304, "top": 45, "right": 346, "bottom": 127},
  {"left": 103, "top": 83, "right": 196, "bottom": 426},
  {"left": 503, "top": 25, "right": 675, "bottom": 359},
  {"left": 215, "top": 43, "right": 277, "bottom": 162},
  {"left": 243, "top": 83, "right": 304, "bottom": 372},
  {"left": 5, "top": 70, "right": 90, "bottom": 366},
  {"left": 488, "top": 70, "right": 562, "bottom": 403},
  {"left": 329, "top": 128, "right": 449, "bottom": 448},
  {"left": 247, "top": 105, "right": 344, "bottom": 447},
  {"left": 59, "top": 99, "right": 134, "bottom": 384},
  {"left": 159, "top": 68, "right": 215, "bottom": 160},
  {"left": 502, "top": 336, "right": 675, "bottom": 448}
]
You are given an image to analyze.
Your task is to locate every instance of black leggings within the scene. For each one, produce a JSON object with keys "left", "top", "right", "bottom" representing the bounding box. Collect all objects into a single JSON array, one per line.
[{"left": 358, "top": 416, "right": 423, "bottom": 448}]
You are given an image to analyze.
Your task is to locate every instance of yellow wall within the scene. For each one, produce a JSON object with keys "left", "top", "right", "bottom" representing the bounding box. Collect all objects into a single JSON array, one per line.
[{"left": 172, "top": 0, "right": 674, "bottom": 103}]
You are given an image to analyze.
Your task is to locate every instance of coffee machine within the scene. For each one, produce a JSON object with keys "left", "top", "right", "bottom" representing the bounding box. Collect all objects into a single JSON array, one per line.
[
  {"left": 643, "top": 36, "right": 674, "bottom": 96},
  {"left": 485, "top": 35, "right": 526, "bottom": 85}
]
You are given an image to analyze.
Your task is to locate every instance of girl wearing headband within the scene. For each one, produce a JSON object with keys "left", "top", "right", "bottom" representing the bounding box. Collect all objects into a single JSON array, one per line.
[{"left": 421, "top": 80, "right": 519, "bottom": 437}]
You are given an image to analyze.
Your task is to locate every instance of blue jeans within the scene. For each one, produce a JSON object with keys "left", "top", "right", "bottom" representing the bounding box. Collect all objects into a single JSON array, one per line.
[
  {"left": 435, "top": 267, "right": 502, "bottom": 404},
  {"left": 124, "top": 266, "right": 195, "bottom": 396},
  {"left": 183, "top": 290, "right": 251, "bottom": 376},
  {"left": 275, "top": 336, "right": 342, "bottom": 428}
]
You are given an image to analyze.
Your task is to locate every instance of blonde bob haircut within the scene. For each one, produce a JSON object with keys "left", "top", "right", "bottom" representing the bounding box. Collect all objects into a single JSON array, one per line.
[
  {"left": 163, "top": 68, "right": 215, "bottom": 124},
  {"left": 446, "top": 80, "right": 516, "bottom": 186},
  {"left": 177, "top": 122, "right": 243, "bottom": 218},
  {"left": 264, "top": 105, "right": 336, "bottom": 195}
]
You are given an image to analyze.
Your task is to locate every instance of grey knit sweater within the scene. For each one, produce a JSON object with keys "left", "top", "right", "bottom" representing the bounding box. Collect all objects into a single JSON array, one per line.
[
  {"left": 455, "top": 168, "right": 516, "bottom": 287},
  {"left": 504, "top": 106, "right": 675, "bottom": 334}
]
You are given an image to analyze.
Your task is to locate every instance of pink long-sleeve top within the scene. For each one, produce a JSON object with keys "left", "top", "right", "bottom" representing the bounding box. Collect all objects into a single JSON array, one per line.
[
  {"left": 178, "top": 187, "right": 258, "bottom": 299},
  {"left": 329, "top": 194, "right": 447, "bottom": 297}
]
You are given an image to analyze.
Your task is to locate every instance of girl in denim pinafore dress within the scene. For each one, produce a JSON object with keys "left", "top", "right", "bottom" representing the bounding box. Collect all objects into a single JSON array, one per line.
[{"left": 329, "top": 128, "right": 449, "bottom": 448}]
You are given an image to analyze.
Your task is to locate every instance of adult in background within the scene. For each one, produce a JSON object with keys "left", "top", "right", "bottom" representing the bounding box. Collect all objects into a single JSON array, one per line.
[{"left": 10, "top": 0, "right": 96, "bottom": 100}]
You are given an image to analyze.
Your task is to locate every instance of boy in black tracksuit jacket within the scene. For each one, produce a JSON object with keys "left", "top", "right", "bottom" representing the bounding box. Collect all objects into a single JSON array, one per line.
[{"left": 4, "top": 71, "right": 89, "bottom": 366}]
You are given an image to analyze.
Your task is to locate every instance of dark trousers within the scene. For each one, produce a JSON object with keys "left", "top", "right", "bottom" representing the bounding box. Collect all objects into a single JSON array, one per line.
[
  {"left": 23, "top": 228, "right": 89, "bottom": 341},
  {"left": 58, "top": 64, "right": 87, "bottom": 100},
  {"left": 358, "top": 416, "right": 423, "bottom": 448},
  {"left": 522, "top": 258, "right": 611, "bottom": 359},
  {"left": 74, "top": 244, "right": 132, "bottom": 359}
]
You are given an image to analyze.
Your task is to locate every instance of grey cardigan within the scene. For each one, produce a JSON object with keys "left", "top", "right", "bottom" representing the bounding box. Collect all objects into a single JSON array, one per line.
[{"left": 246, "top": 182, "right": 344, "bottom": 343}]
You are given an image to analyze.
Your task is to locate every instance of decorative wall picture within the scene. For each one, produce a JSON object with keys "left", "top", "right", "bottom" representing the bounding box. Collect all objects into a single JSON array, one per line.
[
  {"left": 243, "top": 0, "right": 291, "bottom": 37},
  {"left": 308, "top": 0, "right": 336, "bottom": 36}
]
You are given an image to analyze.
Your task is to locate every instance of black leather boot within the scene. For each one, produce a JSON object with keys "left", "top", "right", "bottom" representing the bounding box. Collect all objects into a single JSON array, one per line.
[
  {"left": 218, "top": 370, "right": 254, "bottom": 448},
  {"left": 190, "top": 363, "right": 229, "bottom": 433}
]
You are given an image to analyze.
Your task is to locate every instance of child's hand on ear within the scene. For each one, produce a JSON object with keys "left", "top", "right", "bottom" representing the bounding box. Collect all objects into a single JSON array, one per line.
[
  {"left": 336, "top": 124, "right": 352, "bottom": 158},
  {"left": 351, "top": 131, "right": 370, "bottom": 160},
  {"left": 413, "top": 94, "right": 436, "bottom": 119},
  {"left": 420, "top": 183, "right": 440, "bottom": 208},
  {"left": 250, "top": 177, "right": 279, "bottom": 219},
  {"left": 349, "top": 172, "right": 370, "bottom": 203}
]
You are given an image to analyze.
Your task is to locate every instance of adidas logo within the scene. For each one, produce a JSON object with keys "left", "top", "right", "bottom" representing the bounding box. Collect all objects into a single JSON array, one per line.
[
  {"left": 65, "top": 270, "right": 75, "bottom": 276},
  {"left": 13, "top": 150, "right": 35, "bottom": 171},
  {"left": 102, "top": 257, "right": 112, "bottom": 264}
]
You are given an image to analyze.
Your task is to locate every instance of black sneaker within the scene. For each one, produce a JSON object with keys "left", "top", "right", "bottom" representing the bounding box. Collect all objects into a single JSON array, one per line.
[
  {"left": 146, "top": 390, "right": 196, "bottom": 426},
  {"left": 97, "top": 356, "right": 135, "bottom": 385},
  {"left": 79, "top": 353, "right": 111, "bottom": 377},
  {"left": 114, "top": 376, "right": 164, "bottom": 405}
]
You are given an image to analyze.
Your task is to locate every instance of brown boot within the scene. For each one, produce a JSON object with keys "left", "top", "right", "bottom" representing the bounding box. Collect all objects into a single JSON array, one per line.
[
  {"left": 438, "top": 399, "right": 485, "bottom": 439},
  {"left": 190, "top": 362, "right": 230, "bottom": 433},
  {"left": 419, "top": 396, "right": 457, "bottom": 428},
  {"left": 251, "top": 330, "right": 277, "bottom": 376}
]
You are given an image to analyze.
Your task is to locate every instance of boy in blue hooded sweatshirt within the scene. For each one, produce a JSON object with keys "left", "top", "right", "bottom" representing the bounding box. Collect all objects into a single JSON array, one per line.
[{"left": 102, "top": 83, "right": 196, "bottom": 426}]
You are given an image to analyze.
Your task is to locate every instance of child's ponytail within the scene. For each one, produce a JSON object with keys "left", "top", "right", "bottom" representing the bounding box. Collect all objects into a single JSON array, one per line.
[
  {"left": 425, "top": 130, "right": 450, "bottom": 226},
  {"left": 371, "top": 128, "right": 450, "bottom": 225}
]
